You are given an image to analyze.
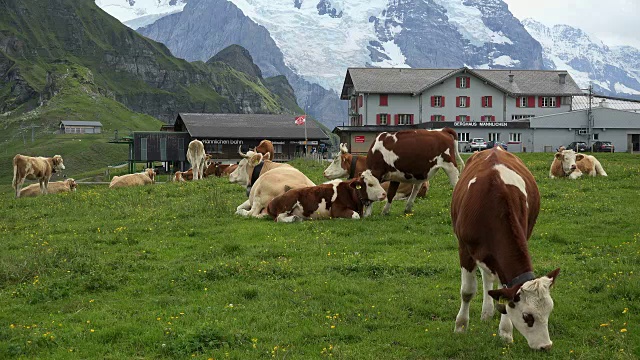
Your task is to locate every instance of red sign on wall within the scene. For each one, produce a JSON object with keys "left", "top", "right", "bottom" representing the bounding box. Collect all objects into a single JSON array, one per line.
[{"left": 355, "top": 135, "right": 365, "bottom": 143}]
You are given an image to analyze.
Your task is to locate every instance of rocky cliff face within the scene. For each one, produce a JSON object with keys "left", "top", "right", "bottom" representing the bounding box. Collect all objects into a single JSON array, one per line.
[
  {"left": 0, "top": 0, "right": 294, "bottom": 123},
  {"left": 138, "top": 0, "right": 346, "bottom": 128},
  {"left": 523, "top": 18, "right": 640, "bottom": 98}
]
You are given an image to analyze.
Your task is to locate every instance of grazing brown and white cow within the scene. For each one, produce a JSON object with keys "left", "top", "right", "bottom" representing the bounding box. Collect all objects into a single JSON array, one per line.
[
  {"left": 235, "top": 155, "right": 315, "bottom": 218},
  {"left": 109, "top": 169, "right": 156, "bottom": 188},
  {"left": 323, "top": 143, "right": 430, "bottom": 201},
  {"left": 20, "top": 178, "right": 77, "bottom": 197},
  {"left": 187, "top": 140, "right": 206, "bottom": 180},
  {"left": 12, "top": 154, "right": 66, "bottom": 198},
  {"left": 549, "top": 149, "right": 607, "bottom": 179},
  {"left": 366, "top": 128, "right": 464, "bottom": 215},
  {"left": 254, "top": 140, "right": 275, "bottom": 162},
  {"left": 267, "top": 170, "right": 386, "bottom": 222},
  {"left": 451, "top": 147, "right": 560, "bottom": 350}
]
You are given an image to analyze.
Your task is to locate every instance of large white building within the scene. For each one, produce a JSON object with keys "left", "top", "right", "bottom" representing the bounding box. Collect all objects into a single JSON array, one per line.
[{"left": 335, "top": 67, "right": 640, "bottom": 153}]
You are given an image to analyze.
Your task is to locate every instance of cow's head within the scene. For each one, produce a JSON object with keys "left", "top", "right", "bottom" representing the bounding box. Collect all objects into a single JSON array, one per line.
[
  {"left": 66, "top": 178, "right": 78, "bottom": 191},
  {"left": 323, "top": 143, "right": 350, "bottom": 179},
  {"left": 489, "top": 268, "right": 560, "bottom": 350},
  {"left": 52, "top": 155, "right": 65, "bottom": 171},
  {"left": 352, "top": 169, "right": 386, "bottom": 202},
  {"left": 555, "top": 150, "right": 580, "bottom": 174},
  {"left": 145, "top": 168, "right": 156, "bottom": 184},
  {"left": 229, "top": 146, "right": 262, "bottom": 186}
]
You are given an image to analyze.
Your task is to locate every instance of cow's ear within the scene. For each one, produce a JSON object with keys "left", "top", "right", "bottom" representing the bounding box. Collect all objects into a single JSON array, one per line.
[
  {"left": 488, "top": 287, "right": 520, "bottom": 302},
  {"left": 575, "top": 154, "right": 585, "bottom": 161},
  {"left": 555, "top": 152, "right": 563, "bottom": 160},
  {"left": 263, "top": 152, "right": 271, "bottom": 161},
  {"left": 250, "top": 153, "right": 263, "bottom": 166},
  {"left": 546, "top": 268, "right": 560, "bottom": 286}
]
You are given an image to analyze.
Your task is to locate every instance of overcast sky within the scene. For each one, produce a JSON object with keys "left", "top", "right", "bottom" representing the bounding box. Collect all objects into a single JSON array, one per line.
[{"left": 503, "top": 0, "right": 640, "bottom": 48}]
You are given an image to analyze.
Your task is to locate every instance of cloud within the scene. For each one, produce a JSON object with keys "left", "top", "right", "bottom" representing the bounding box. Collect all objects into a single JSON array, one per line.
[{"left": 503, "top": 0, "right": 640, "bottom": 48}]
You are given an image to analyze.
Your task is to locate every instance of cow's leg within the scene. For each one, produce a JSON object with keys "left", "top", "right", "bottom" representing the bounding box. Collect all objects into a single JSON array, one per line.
[
  {"left": 499, "top": 314, "right": 514, "bottom": 343},
  {"left": 235, "top": 199, "right": 251, "bottom": 216},
  {"left": 441, "top": 162, "right": 461, "bottom": 187},
  {"left": 480, "top": 267, "right": 497, "bottom": 321},
  {"left": 403, "top": 182, "right": 424, "bottom": 214},
  {"left": 40, "top": 179, "right": 48, "bottom": 195},
  {"left": 455, "top": 265, "right": 477, "bottom": 333},
  {"left": 381, "top": 181, "right": 400, "bottom": 215},
  {"left": 331, "top": 206, "right": 359, "bottom": 220},
  {"left": 14, "top": 177, "right": 24, "bottom": 198},
  {"left": 276, "top": 213, "right": 301, "bottom": 223},
  {"left": 363, "top": 203, "right": 373, "bottom": 217}
]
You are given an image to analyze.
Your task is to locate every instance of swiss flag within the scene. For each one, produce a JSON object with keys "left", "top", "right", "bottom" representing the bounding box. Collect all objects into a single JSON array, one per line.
[{"left": 295, "top": 115, "right": 306, "bottom": 125}]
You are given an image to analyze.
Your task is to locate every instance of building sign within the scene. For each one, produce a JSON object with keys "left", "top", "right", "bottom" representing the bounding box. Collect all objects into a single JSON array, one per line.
[
  {"left": 453, "top": 122, "right": 508, "bottom": 127},
  {"left": 290, "top": 140, "right": 319, "bottom": 145},
  {"left": 354, "top": 135, "right": 366, "bottom": 143},
  {"left": 202, "top": 139, "right": 244, "bottom": 145},
  {"left": 272, "top": 141, "right": 286, "bottom": 145}
]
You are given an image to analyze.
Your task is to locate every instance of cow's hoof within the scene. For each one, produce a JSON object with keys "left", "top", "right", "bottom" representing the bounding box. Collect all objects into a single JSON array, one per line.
[
  {"left": 481, "top": 310, "right": 494, "bottom": 321},
  {"left": 454, "top": 318, "right": 468, "bottom": 333},
  {"left": 404, "top": 209, "right": 414, "bottom": 214},
  {"left": 235, "top": 209, "right": 250, "bottom": 217},
  {"left": 499, "top": 332, "right": 514, "bottom": 343}
]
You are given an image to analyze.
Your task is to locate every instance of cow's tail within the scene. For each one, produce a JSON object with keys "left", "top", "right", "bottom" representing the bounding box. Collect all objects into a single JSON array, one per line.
[
  {"left": 594, "top": 158, "right": 608, "bottom": 176},
  {"left": 12, "top": 155, "right": 19, "bottom": 190},
  {"left": 442, "top": 128, "right": 465, "bottom": 171}
]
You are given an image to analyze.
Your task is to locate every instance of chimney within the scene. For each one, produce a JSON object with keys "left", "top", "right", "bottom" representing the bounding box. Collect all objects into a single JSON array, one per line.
[
  {"left": 558, "top": 73, "right": 567, "bottom": 84},
  {"left": 508, "top": 73, "right": 514, "bottom": 83}
]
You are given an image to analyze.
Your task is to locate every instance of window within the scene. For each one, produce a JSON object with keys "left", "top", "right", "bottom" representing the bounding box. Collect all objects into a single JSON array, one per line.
[
  {"left": 509, "top": 133, "right": 522, "bottom": 142},
  {"left": 488, "top": 133, "right": 501, "bottom": 142},
  {"left": 431, "top": 115, "right": 445, "bottom": 122},
  {"left": 432, "top": 95, "right": 444, "bottom": 107},
  {"left": 211, "top": 144, "right": 223, "bottom": 153},
  {"left": 482, "top": 96, "right": 493, "bottom": 108},
  {"left": 511, "top": 115, "right": 534, "bottom": 120},
  {"left": 397, "top": 114, "right": 414, "bottom": 125},
  {"left": 379, "top": 94, "right": 388, "bottom": 106},
  {"left": 457, "top": 115, "right": 469, "bottom": 122},
  {"left": 274, "top": 144, "right": 283, "bottom": 154},
  {"left": 457, "top": 96, "right": 469, "bottom": 108},
  {"left": 377, "top": 113, "right": 390, "bottom": 125},
  {"left": 593, "top": 133, "right": 599, "bottom": 140},
  {"left": 481, "top": 115, "right": 495, "bottom": 122},
  {"left": 519, "top": 97, "right": 528, "bottom": 107},
  {"left": 457, "top": 76, "right": 470, "bottom": 88},
  {"left": 540, "top": 96, "right": 557, "bottom": 107},
  {"left": 458, "top": 133, "right": 470, "bottom": 142}
]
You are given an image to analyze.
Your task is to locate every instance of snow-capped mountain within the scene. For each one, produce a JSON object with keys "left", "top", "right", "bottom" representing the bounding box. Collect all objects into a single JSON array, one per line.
[
  {"left": 95, "top": 0, "right": 188, "bottom": 29},
  {"left": 523, "top": 18, "right": 640, "bottom": 98}
]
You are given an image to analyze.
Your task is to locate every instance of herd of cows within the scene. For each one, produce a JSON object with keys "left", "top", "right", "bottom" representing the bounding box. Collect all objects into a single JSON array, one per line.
[{"left": 9, "top": 127, "right": 610, "bottom": 350}]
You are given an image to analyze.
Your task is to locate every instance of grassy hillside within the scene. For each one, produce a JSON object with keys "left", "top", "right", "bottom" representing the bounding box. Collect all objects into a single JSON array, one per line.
[{"left": 0, "top": 153, "right": 638, "bottom": 359}]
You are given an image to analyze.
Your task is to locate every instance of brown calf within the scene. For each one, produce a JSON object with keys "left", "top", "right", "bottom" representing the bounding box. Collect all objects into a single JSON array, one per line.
[
  {"left": 254, "top": 140, "right": 275, "bottom": 162},
  {"left": 12, "top": 154, "right": 66, "bottom": 198},
  {"left": 451, "top": 147, "right": 560, "bottom": 350}
]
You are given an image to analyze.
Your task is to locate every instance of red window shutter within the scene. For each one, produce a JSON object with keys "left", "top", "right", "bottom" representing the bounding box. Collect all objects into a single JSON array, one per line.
[
  {"left": 359, "top": 114, "right": 363, "bottom": 126},
  {"left": 467, "top": 97, "right": 470, "bottom": 107},
  {"left": 380, "top": 94, "right": 388, "bottom": 106},
  {"left": 467, "top": 77, "right": 471, "bottom": 88},
  {"left": 456, "top": 77, "right": 461, "bottom": 88},
  {"left": 456, "top": 116, "right": 460, "bottom": 122},
  {"left": 456, "top": 96, "right": 460, "bottom": 107},
  {"left": 538, "top": 96, "right": 544, "bottom": 108},
  {"left": 394, "top": 114, "right": 399, "bottom": 125},
  {"left": 431, "top": 115, "right": 435, "bottom": 122},
  {"left": 410, "top": 114, "right": 414, "bottom": 125},
  {"left": 528, "top": 96, "right": 535, "bottom": 108},
  {"left": 488, "top": 96, "right": 493, "bottom": 108},
  {"left": 441, "top": 96, "right": 446, "bottom": 107},
  {"left": 556, "top": 96, "right": 561, "bottom": 107},
  {"left": 442, "top": 115, "right": 445, "bottom": 121},
  {"left": 516, "top": 97, "right": 521, "bottom": 108},
  {"left": 358, "top": 95, "right": 363, "bottom": 108},
  {"left": 431, "top": 96, "right": 435, "bottom": 107},
  {"left": 492, "top": 116, "right": 496, "bottom": 122},
  {"left": 376, "top": 114, "right": 381, "bottom": 125},
  {"left": 387, "top": 114, "right": 391, "bottom": 125}
]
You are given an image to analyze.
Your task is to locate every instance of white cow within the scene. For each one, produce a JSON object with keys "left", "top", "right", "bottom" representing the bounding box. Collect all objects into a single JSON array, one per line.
[{"left": 187, "top": 140, "right": 206, "bottom": 180}]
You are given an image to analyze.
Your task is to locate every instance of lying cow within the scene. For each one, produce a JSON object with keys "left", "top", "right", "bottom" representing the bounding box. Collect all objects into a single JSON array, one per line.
[
  {"left": 451, "top": 146, "right": 560, "bottom": 350},
  {"left": 109, "top": 169, "right": 156, "bottom": 188},
  {"left": 254, "top": 139, "right": 275, "bottom": 162},
  {"left": 367, "top": 128, "right": 464, "bottom": 215},
  {"left": 323, "top": 143, "right": 429, "bottom": 200},
  {"left": 230, "top": 147, "right": 291, "bottom": 193},
  {"left": 549, "top": 150, "right": 607, "bottom": 179},
  {"left": 267, "top": 170, "right": 386, "bottom": 222},
  {"left": 174, "top": 169, "right": 194, "bottom": 182},
  {"left": 204, "top": 162, "right": 236, "bottom": 177},
  {"left": 12, "top": 154, "right": 66, "bottom": 198},
  {"left": 20, "top": 178, "right": 77, "bottom": 197}
]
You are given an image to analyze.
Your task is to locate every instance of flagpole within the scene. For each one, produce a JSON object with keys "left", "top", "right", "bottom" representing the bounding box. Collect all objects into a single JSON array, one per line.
[{"left": 304, "top": 109, "right": 308, "bottom": 154}]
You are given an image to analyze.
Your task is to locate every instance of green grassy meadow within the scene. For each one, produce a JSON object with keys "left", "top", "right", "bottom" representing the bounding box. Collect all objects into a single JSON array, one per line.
[{"left": 0, "top": 153, "right": 638, "bottom": 359}]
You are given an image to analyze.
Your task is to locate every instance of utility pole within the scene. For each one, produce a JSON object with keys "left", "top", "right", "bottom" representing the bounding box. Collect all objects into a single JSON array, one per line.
[
  {"left": 587, "top": 84, "right": 594, "bottom": 150},
  {"left": 30, "top": 124, "right": 40, "bottom": 143}
]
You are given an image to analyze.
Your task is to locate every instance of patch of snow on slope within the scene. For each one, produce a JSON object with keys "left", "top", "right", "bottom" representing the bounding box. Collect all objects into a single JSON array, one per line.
[
  {"left": 433, "top": 0, "right": 513, "bottom": 47},
  {"left": 95, "top": 0, "right": 186, "bottom": 23},
  {"left": 493, "top": 55, "right": 520, "bottom": 66},
  {"left": 228, "top": 0, "right": 390, "bottom": 90},
  {"left": 614, "top": 83, "right": 640, "bottom": 95}
]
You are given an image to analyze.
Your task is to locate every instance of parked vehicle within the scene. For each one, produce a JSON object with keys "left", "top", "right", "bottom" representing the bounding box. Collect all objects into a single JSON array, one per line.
[
  {"left": 486, "top": 140, "right": 508, "bottom": 151},
  {"left": 566, "top": 141, "right": 588, "bottom": 152},
  {"left": 470, "top": 138, "right": 487, "bottom": 151},
  {"left": 593, "top": 141, "right": 615, "bottom": 152}
]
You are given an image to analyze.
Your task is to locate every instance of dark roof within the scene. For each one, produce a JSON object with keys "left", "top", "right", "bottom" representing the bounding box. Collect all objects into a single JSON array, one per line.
[
  {"left": 341, "top": 67, "right": 585, "bottom": 99},
  {"left": 60, "top": 120, "right": 103, "bottom": 127},
  {"left": 176, "top": 113, "right": 328, "bottom": 140}
]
